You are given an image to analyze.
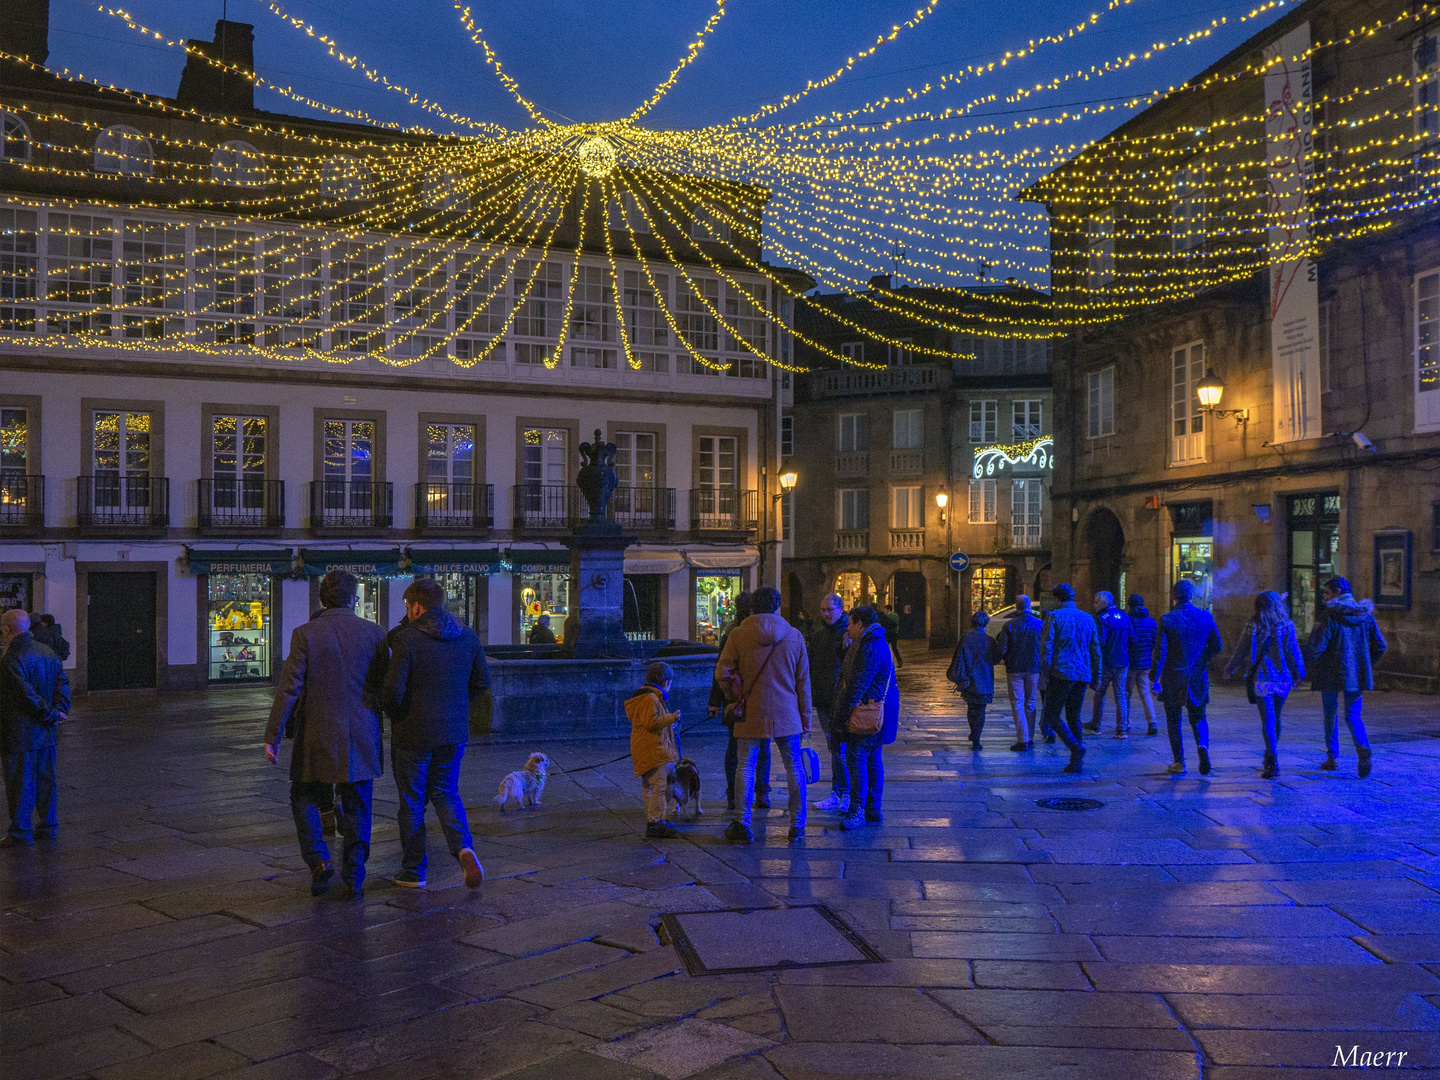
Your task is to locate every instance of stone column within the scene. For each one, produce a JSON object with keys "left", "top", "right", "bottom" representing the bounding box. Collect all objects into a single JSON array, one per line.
[{"left": 563, "top": 522, "right": 635, "bottom": 659}]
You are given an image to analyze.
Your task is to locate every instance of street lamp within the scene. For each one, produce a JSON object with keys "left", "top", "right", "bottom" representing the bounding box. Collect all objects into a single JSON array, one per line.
[
  {"left": 780, "top": 471, "right": 798, "bottom": 494},
  {"left": 1195, "top": 368, "right": 1249, "bottom": 425},
  {"left": 935, "top": 490, "right": 948, "bottom": 524}
]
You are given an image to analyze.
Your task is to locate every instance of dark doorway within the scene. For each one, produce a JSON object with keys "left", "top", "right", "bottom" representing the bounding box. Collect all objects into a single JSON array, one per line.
[
  {"left": 1085, "top": 508, "right": 1125, "bottom": 600},
  {"left": 623, "top": 574, "right": 662, "bottom": 640},
  {"left": 891, "top": 571, "right": 927, "bottom": 639},
  {"left": 88, "top": 572, "right": 156, "bottom": 690}
]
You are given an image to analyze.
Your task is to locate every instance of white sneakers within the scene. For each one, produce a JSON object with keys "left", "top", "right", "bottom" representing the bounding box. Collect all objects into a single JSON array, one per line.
[{"left": 813, "top": 792, "right": 849, "bottom": 812}]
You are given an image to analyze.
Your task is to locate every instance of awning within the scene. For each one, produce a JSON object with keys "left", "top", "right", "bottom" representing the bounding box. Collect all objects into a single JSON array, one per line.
[
  {"left": 687, "top": 550, "right": 759, "bottom": 571},
  {"left": 624, "top": 551, "right": 685, "bottom": 575},
  {"left": 185, "top": 547, "right": 294, "bottom": 576},
  {"left": 300, "top": 548, "right": 403, "bottom": 578},
  {"left": 407, "top": 548, "right": 502, "bottom": 575},
  {"left": 506, "top": 549, "right": 571, "bottom": 574}
]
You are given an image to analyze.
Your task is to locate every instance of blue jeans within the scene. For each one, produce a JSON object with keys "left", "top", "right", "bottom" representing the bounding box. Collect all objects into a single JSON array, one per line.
[
  {"left": 1257, "top": 693, "right": 1286, "bottom": 757},
  {"left": 3, "top": 747, "right": 57, "bottom": 843},
  {"left": 1041, "top": 677, "right": 1087, "bottom": 751},
  {"left": 845, "top": 733, "right": 883, "bottom": 813},
  {"left": 291, "top": 780, "right": 372, "bottom": 889},
  {"left": 736, "top": 734, "right": 806, "bottom": 831},
  {"left": 393, "top": 744, "right": 474, "bottom": 876},
  {"left": 826, "top": 726, "right": 848, "bottom": 798},
  {"left": 1091, "top": 666, "right": 1129, "bottom": 730},
  {"left": 1164, "top": 700, "right": 1209, "bottom": 765},
  {"left": 1321, "top": 691, "right": 1369, "bottom": 756},
  {"left": 725, "top": 733, "right": 770, "bottom": 802}
]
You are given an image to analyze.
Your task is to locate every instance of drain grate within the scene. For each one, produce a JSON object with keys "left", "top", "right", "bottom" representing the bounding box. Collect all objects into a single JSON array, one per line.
[
  {"left": 660, "top": 905, "right": 884, "bottom": 976},
  {"left": 1036, "top": 797, "right": 1105, "bottom": 811}
]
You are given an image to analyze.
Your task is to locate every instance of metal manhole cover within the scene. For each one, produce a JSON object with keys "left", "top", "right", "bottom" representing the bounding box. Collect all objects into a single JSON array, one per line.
[
  {"left": 660, "top": 905, "right": 884, "bottom": 976},
  {"left": 1036, "top": 797, "right": 1105, "bottom": 811}
]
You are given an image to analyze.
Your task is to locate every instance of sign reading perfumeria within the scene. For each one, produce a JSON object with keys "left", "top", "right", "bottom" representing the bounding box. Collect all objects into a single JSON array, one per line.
[{"left": 1265, "top": 21, "right": 1322, "bottom": 445}]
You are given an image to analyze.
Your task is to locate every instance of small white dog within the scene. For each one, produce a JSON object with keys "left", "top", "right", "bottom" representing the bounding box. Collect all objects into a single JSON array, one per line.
[{"left": 495, "top": 752, "right": 550, "bottom": 811}]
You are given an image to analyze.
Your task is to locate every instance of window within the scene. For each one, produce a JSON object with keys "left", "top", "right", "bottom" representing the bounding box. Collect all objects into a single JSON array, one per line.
[
  {"left": 781, "top": 414, "right": 793, "bottom": 458},
  {"left": 1086, "top": 208, "right": 1115, "bottom": 288},
  {"left": 968, "top": 479, "right": 996, "bottom": 524},
  {"left": 608, "top": 191, "right": 650, "bottom": 234},
  {"left": 697, "top": 435, "right": 736, "bottom": 492},
  {"left": 838, "top": 412, "right": 869, "bottom": 453},
  {"left": 1287, "top": 493, "right": 1341, "bottom": 629},
  {"left": 46, "top": 213, "right": 113, "bottom": 305},
  {"left": 392, "top": 247, "right": 448, "bottom": 358},
  {"left": 513, "top": 259, "right": 563, "bottom": 341},
  {"left": 1, "top": 113, "right": 31, "bottom": 161},
  {"left": 121, "top": 220, "right": 184, "bottom": 325},
  {"left": 1012, "top": 399, "right": 1042, "bottom": 439},
  {"left": 321, "top": 155, "right": 370, "bottom": 201},
  {"left": 781, "top": 492, "right": 793, "bottom": 555},
  {"left": 523, "top": 427, "right": 568, "bottom": 487},
  {"left": 454, "top": 253, "right": 507, "bottom": 360},
  {"left": 195, "top": 228, "right": 257, "bottom": 346},
  {"left": 1432, "top": 501, "right": 1440, "bottom": 553},
  {"left": 623, "top": 269, "right": 668, "bottom": 353},
  {"left": 1011, "top": 479, "right": 1042, "bottom": 548},
  {"left": 839, "top": 488, "right": 870, "bottom": 530},
  {"left": 614, "top": 432, "right": 656, "bottom": 488},
  {"left": 1170, "top": 163, "right": 1204, "bottom": 253},
  {"left": 0, "top": 207, "right": 38, "bottom": 334},
  {"left": 322, "top": 419, "right": 374, "bottom": 517},
  {"left": 92, "top": 410, "right": 151, "bottom": 510},
  {"left": 971, "top": 566, "right": 1008, "bottom": 618},
  {"left": 1171, "top": 341, "right": 1206, "bottom": 464},
  {"left": 887, "top": 339, "right": 912, "bottom": 366},
  {"left": 1087, "top": 367, "right": 1115, "bottom": 438},
  {"left": 892, "top": 486, "right": 923, "bottom": 529},
  {"left": 1418, "top": 269, "right": 1440, "bottom": 432},
  {"left": 261, "top": 233, "right": 322, "bottom": 349},
  {"left": 893, "top": 409, "right": 923, "bottom": 450},
  {"left": 840, "top": 341, "right": 864, "bottom": 365},
  {"left": 426, "top": 423, "right": 475, "bottom": 485},
  {"left": 676, "top": 276, "right": 719, "bottom": 353},
  {"left": 2, "top": 407, "right": 29, "bottom": 473},
  {"left": 94, "top": 126, "right": 152, "bottom": 177},
  {"left": 571, "top": 265, "right": 615, "bottom": 344},
  {"left": 725, "top": 281, "right": 768, "bottom": 379},
  {"left": 691, "top": 205, "right": 732, "bottom": 243},
  {"left": 211, "top": 415, "right": 267, "bottom": 514},
  {"left": 421, "top": 170, "right": 469, "bottom": 213},
  {"left": 969, "top": 400, "right": 997, "bottom": 443},
  {"left": 1319, "top": 298, "right": 1334, "bottom": 393},
  {"left": 211, "top": 141, "right": 266, "bottom": 186},
  {"left": 1418, "top": 32, "right": 1439, "bottom": 149},
  {"left": 570, "top": 347, "right": 617, "bottom": 369}
]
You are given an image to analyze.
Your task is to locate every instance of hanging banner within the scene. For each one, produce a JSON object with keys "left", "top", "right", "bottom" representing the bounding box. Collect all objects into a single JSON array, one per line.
[{"left": 1265, "top": 21, "right": 1321, "bottom": 444}]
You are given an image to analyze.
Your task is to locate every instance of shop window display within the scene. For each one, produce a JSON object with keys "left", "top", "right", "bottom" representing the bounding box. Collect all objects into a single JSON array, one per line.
[
  {"left": 970, "top": 566, "right": 1007, "bottom": 618},
  {"left": 833, "top": 571, "right": 872, "bottom": 611},
  {"left": 696, "top": 574, "right": 741, "bottom": 644},
  {"left": 354, "top": 575, "right": 383, "bottom": 625},
  {"left": 208, "top": 573, "right": 271, "bottom": 682},
  {"left": 1171, "top": 539, "right": 1213, "bottom": 610},
  {"left": 428, "top": 571, "right": 482, "bottom": 630},
  {"left": 520, "top": 570, "right": 568, "bottom": 643}
]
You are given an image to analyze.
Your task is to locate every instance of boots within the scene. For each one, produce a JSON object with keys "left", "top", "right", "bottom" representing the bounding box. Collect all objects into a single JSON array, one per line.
[{"left": 1261, "top": 753, "right": 1277, "bottom": 780}]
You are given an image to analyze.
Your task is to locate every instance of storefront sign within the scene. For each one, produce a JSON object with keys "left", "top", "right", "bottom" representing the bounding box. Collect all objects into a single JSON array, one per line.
[
  {"left": 506, "top": 548, "right": 571, "bottom": 575},
  {"left": 972, "top": 436, "right": 1053, "bottom": 478},
  {"left": 185, "top": 548, "right": 294, "bottom": 576},
  {"left": 407, "top": 548, "right": 502, "bottom": 575},
  {"left": 300, "top": 548, "right": 403, "bottom": 578}
]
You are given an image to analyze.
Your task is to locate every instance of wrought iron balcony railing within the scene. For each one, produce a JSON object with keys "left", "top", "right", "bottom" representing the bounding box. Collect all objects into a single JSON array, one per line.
[
  {"left": 0, "top": 473, "right": 43, "bottom": 528},
  {"left": 78, "top": 474, "right": 170, "bottom": 529},
  {"left": 198, "top": 478, "right": 284, "bottom": 529},
  {"left": 689, "top": 488, "right": 759, "bottom": 533},
  {"left": 309, "top": 480, "right": 393, "bottom": 529},
  {"left": 416, "top": 482, "right": 495, "bottom": 530}
]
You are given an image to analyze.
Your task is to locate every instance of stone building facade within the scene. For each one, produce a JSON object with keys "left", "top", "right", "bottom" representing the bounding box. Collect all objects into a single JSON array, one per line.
[{"left": 1025, "top": 0, "right": 1440, "bottom": 689}]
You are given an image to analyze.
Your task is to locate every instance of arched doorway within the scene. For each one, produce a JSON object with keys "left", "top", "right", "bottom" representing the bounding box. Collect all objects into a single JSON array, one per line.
[
  {"left": 1086, "top": 508, "right": 1125, "bottom": 600},
  {"left": 888, "top": 571, "right": 928, "bottom": 639}
]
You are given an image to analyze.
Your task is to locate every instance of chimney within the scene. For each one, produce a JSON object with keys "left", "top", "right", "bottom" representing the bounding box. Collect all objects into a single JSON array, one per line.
[
  {"left": 0, "top": 0, "right": 50, "bottom": 76},
  {"left": 176, "top": 20, "right": 255, "bottom": 113},
  {"left": 868, "top": 273, "right": 891, "bottom": 292}
]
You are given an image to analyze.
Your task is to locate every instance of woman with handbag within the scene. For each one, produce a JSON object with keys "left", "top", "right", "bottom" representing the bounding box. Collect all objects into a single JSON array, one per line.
[
  {"left": 947, "top": 610, "right": 1001, "bottom": 750},
  {"left": 831, "top": 606, "right": 895, "bottom": 831},
  {"left": 1223, "top": 590, "right": 1305, "bottom": 779}
]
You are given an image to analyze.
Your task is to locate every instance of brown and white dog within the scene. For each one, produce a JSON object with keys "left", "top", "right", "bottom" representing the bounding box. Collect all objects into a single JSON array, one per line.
[
  {"left": 669, "top": 757, "right": 702, "bottom": 820},
  {"left": 495, "top": 752, "right": 550, "bottom": 810}
]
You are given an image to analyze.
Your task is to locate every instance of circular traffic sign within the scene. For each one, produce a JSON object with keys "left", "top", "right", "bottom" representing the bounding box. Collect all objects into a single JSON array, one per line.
[{"left": 948, "top": 552, "right": 969, "bottom": 572}]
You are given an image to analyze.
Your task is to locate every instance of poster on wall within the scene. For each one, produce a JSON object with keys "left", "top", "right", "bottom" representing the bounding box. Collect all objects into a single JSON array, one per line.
[
  {"left": 1373, "top": 531, "right": 1411, "bottom": 611},
  {"left": 1265, "top": 21, "right": 1322, "bottom": 445},
  {"left": 0, "top": 574, "right": 32, "bottom": 614}
]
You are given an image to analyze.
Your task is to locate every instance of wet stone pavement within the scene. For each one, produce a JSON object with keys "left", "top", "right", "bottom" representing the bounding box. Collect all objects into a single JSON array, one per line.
[{"left": 3, "top": 645, "right": 1440, "bottom": 1079}]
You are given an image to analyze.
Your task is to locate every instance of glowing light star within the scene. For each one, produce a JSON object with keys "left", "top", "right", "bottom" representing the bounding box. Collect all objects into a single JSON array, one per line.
[
  {"left": 973, "top": 436, "right": 1053, "bottom": 478},
  {"left": 577, "top": 136, "right": 618, "bottom": 178}
]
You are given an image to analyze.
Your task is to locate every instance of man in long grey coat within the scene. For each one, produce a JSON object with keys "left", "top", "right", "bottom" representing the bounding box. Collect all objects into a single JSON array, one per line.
[{"left": 265, "top": 571, "right": 387, "bottom": 899}]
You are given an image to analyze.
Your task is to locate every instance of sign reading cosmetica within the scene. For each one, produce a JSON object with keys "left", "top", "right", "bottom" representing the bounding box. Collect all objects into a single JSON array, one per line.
[{"left": 973, "top": 436, "right": 1053, "bottom": 478}]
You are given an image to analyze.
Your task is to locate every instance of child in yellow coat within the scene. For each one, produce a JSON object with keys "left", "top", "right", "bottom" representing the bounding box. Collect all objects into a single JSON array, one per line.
[{"left": 625, "top": 661, "right": 681, "bottom": 839}]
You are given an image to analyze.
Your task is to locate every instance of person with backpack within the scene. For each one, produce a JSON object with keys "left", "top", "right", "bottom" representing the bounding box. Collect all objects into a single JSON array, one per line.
[
  {"left": 1224, "top": 590, "right": 1304, "bottom": 779},
  {"left": 948, "top": 610, "right": 1000, "bottom": 750},
  {"left": 831, "top": 605, "right": 894, "bottom": 830}
]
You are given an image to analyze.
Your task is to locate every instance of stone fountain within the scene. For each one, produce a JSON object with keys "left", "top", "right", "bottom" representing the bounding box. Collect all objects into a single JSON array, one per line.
[{"left": 562, "top": 429, "right": 634, "bottom": 659}]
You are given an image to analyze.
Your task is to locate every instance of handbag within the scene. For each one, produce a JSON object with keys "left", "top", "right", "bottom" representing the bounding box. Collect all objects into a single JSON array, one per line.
[
  {"left": 1245, "top": 628, "right": 1277, "bottom": 706},
  {"left": 722, "top": 642, "right": 780, "bottom": 727},
  {"left": 800, "top": 740, "right": 821, "bottom": 783},
  {"left": 847, "top": 668, "right": 893, "bottom": 736}
]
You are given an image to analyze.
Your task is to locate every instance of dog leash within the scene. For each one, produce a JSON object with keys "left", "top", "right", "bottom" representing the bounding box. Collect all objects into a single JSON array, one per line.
[{"left": 563, "top": 715, "right": 715, "bottom": 774}]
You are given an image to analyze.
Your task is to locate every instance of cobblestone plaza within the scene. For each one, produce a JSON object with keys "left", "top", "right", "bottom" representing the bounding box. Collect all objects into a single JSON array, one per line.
[{"left": 3, "top": 647, "right": 1439, "bottom": 1079}]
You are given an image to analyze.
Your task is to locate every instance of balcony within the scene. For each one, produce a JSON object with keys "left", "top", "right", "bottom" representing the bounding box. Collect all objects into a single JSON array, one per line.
[
  {"left": 816, "top": 365, "right": 943, "bottom": 398},
  {"left": 512, "top": 484, "right": 576, "bottom": 532},
  {"left": 889, "top": 450, "right": 924, "bottom": 476},
  {"left": 510, "top": 484, "right": 678, "bottom": 534},
  {"left": 690, "top": 488, "right": 758, "bottom": 534},
  {"left": 836, "top": 452, "right": 869, "bottom": 478},
  {"left": 78, "top": 475, "right": 169, "bottom": 532},
  {"left": 0, "top": 474, "right": 44, "bottom": 531},
  {"left": 416, "top": 482, "right": 495, "bottom": 532},
  {"left": 198, "top": 478, "right": 284, "bottom": 531},
  {"left": 889, "top": 528, "right": 926, "bottom": 552},
  {"left": 309, "top": 480, "right": 393, "bottom": 530},
  {"left": 610, "top": 487, "right": 676, "bottom": 533},
  {"left": 834, "top": 529, "right": 869, "bottom": 553}
]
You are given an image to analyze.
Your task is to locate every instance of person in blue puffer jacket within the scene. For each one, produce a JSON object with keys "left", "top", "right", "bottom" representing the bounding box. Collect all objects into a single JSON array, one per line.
[{"left": 1124, "top": 595, "right": 1159, "bottom": 736}]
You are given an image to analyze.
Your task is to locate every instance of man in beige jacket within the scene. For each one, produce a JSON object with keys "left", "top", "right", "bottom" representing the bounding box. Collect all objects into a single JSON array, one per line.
[{"left": 715, "top": 586, "right": 812, "bottom": 844}]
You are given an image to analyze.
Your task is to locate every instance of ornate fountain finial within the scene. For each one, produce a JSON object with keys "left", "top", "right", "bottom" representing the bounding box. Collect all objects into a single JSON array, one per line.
[{"left": 576, "top": 428, "right": 618, "bottom": 522}]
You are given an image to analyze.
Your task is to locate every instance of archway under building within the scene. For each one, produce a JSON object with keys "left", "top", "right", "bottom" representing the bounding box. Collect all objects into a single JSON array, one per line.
[
  {"left": 1085, "top": 508, "right": 1126, "bottom": 601},
  {"left": 888, "top": 571, "right": 928, "bottom": 639}
]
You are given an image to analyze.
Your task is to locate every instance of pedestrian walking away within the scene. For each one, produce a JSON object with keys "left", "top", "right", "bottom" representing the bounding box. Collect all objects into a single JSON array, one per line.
[
  {"left": 28, "top": 613, "right": 70, "bottom": 663},
  {"left": 711, "top": 592, "right": 772, "bottom": 814},
  {"left": 382, "top": 578, "right": 489, "bottom": 890},
  {"left": 0, "top": 610, "right": 69, "bottom": 847},
  {"left": 627, "top": 662, "right": 682, "bottom": 839},
  {"left": 832, "top": 605, "right": 895, "bottom": 830},
  {"left": 264, "top": 571, "right": 386, "bottom": 898},
  {"left": 1038, "top": 583, "right": 1100, "bottom": 774},
  {"left": 1087, "top": 591, "right": 1134, "bottom": 737},
  {"left": 999, "top": 595, "right": 1043, "bottom": 751},
  {"left": 715, "top": 586, "right": 812, "bottom": 844},
  {"left": 807, "top": 592, "right": 851, "bottom": 813},
  {"left": 1307, "top": 576, "right": 1386, "bottom": 777},
  {"left": 1125, "top": 595, "right": 1160, "bottom": 736},
  {"left": 1224, "top": 591, "right": 1305, "bottom": 779},
  {"left": 1151, "top": 579, "right": 1223, "bottom": 776},
  {"left": 948, "top": 610, "right": 1000, "bottom": 750}
]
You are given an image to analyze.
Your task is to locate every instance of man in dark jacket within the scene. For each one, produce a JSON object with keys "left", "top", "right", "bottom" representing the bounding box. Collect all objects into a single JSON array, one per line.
[
  {"left": 266, "top": 571, "right": 387, "bottom": 898},
  {"left": 1086, "top": 591, "right": 1134, "bottom": 737},
  {"left": 1039, "top": 583, "right": 1101, "bottom": 773},
  {"left": 1000, "top": 595, "right": 1043, "bottom": 750},
  {"left": 949, "top": 611, "right": 999, "bottom": 750},
  {"left": 1124, "top": 595, "right": 1159, "bottom": 736},
  {"left": 383, "top": 578, "right": 489, "bottom": 889},
  {"left": 807, "top": 592, "right": 850, "bottom": 812},
  {"left": 1150, "top": 579, "right": 1223, "bottom": 776},
  {"left": 29, "top": 614, "right": 70, "bottom": 663},
  {"left": 0, "top": 610, "right": 69, "bottom": 846},
  {"left": 1308, "top": 577, "right": 1386, "bottom": 777},
  {"left": 527, "top": 614, "right": 557, "bottom": 645}
]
